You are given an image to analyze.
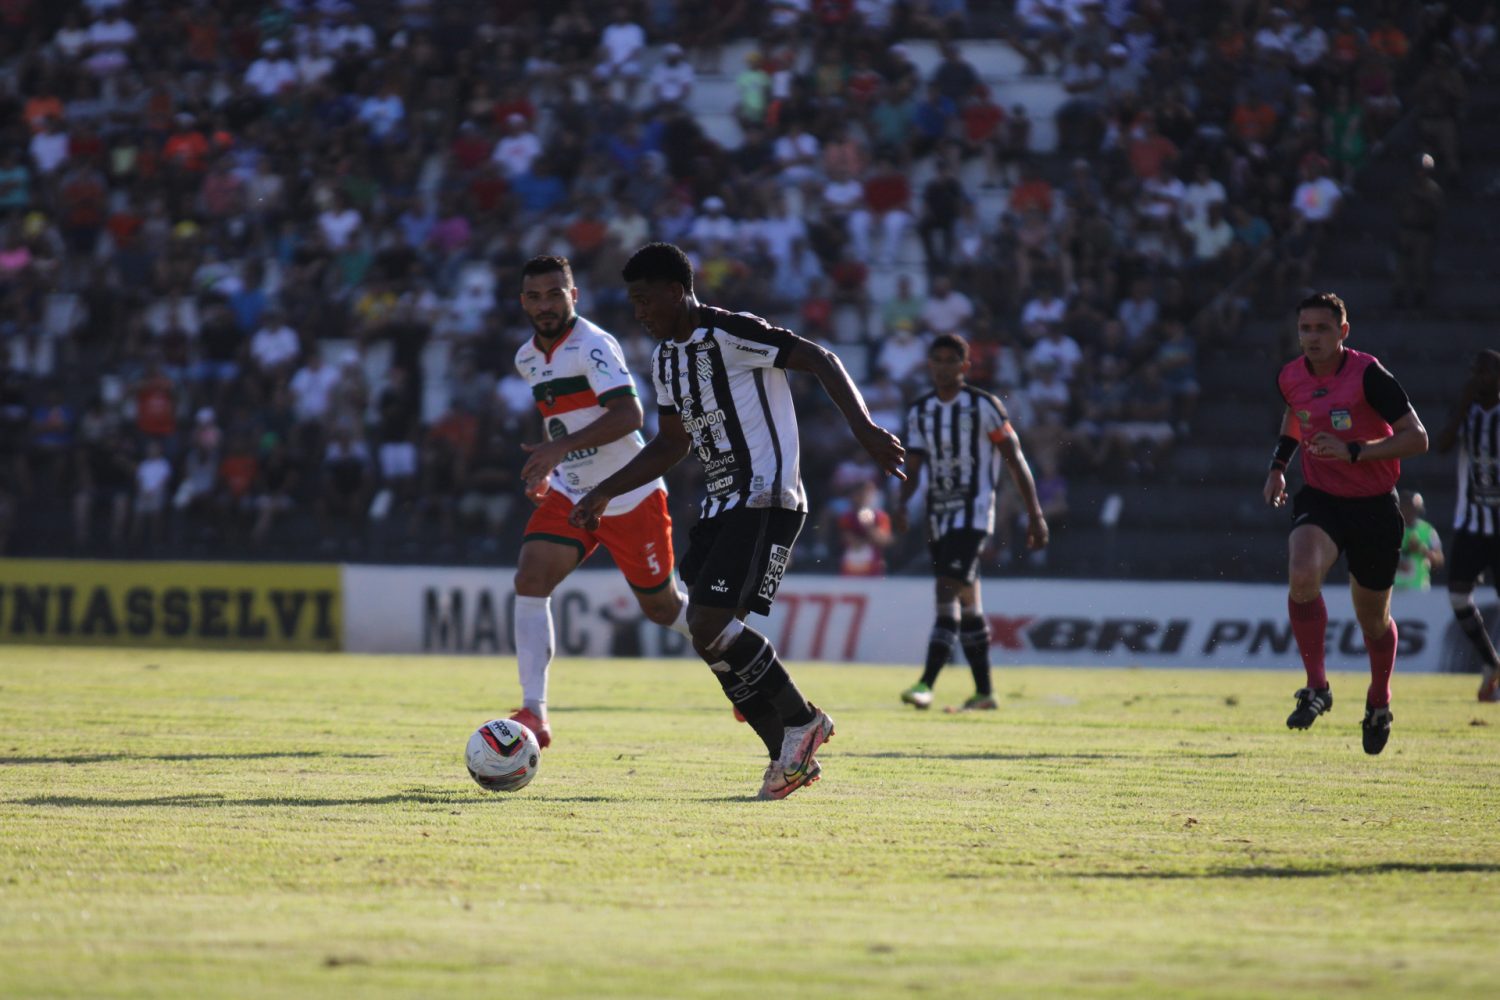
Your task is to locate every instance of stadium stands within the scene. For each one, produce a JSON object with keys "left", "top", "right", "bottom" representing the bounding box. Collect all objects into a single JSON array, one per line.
[{"left": 0, "top": 1, "right": 1491, "bottom": 583}]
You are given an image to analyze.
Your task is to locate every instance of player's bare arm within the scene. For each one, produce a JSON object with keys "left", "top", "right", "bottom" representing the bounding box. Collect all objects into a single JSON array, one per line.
[
  {"left": 996, "top": 431, "right": 1049, "bottom": 550},
  {"left": 569, "top": 410, "right": 691, "bottom": 531},
  {"left": 1263, "top": 408, "right": 1299, "bottom": 508},
  {"left": 782, "top": 339, "right": 907, "bottom": 480},
  {"left": 521, "top": 395, "right": 644, "bottom": 486},
  {"left": 1306, "top": 410, "right": 1428, "bottom": 463}
]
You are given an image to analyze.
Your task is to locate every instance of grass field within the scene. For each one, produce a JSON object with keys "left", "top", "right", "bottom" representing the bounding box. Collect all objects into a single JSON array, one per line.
[{"left": 2, "top": 646, "right": 1498, "bottom": 999}]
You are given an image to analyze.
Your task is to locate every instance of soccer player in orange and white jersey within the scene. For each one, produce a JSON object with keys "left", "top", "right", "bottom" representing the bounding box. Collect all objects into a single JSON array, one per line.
[{"left": 509, "top": 255, "right": 691, "bottom": 747}]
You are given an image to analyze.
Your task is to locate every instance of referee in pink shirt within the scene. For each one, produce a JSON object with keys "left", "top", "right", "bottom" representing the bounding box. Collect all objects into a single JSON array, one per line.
[{"left": 1263, "top": 292, "right": 1429, "bottom": 754}]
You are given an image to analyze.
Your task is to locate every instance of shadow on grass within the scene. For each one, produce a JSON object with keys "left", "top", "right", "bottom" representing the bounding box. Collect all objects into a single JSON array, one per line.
[
  {"left": 12, "top": 790, "right": 625, "bottom": 808},
  {"left": 1, "top": 751, "right": 384, "bottom": 766},
  {"left": 1079, "top": 862, "right": 1500, "bottom": 880},
  {"left": 844, "top": 751, "right": 1243, "bottom": 762}
]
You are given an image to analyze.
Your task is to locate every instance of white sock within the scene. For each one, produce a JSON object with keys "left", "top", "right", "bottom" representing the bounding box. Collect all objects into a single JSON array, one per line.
[
  {"left": 514, "top": 595, "right": 553, "bottom": 714},
  {"left": 667, "top": 590, "right": 693, "bottom": 638}
]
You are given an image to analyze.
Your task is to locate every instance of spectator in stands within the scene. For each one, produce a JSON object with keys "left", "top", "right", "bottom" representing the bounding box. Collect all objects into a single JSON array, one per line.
[
  {"left": 1394, "top": 153, "right": 1445, "bottom": 308},
  {"left": 920, "top": 273, "right": 974, "bottom": 337},
  {"left": 917, "top": 155, "right": 967, "bottom": 273},
  {"left": 318, "top": 422, "right": 372, "bottom": 552}
]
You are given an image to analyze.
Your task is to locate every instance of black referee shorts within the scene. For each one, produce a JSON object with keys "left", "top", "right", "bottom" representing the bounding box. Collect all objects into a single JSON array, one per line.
[
  {"left": 1448, "top": 530, "right": 1500, "bottom": 590},
  {"left": 680, "top": 505, "right": 806, "bottom": 616},
  {"left": 1291, "top": 486, "right": 1404, "bottom": 591}
]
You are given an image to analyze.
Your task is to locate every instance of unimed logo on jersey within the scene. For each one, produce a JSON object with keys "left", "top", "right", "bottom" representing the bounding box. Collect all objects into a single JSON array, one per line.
[{"left": 759, "top": 545, "right": 791, "bottom": 602}]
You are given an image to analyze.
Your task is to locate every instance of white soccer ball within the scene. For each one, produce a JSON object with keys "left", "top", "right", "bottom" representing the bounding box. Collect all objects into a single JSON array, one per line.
[{"left": 465, "top": 718, "right": 541, "bottom": 792}]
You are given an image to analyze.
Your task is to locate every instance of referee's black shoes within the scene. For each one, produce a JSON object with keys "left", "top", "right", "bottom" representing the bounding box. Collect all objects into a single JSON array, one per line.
[
  {"left": 1287, "top": 686, "right": 1333, "bottom": 730},
  {"left": 1361, "top": 704, "right": 1393, "bottom": 756}
]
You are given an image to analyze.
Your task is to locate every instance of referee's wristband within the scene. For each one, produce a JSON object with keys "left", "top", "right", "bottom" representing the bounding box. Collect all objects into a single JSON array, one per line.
[{"left": 1270, "top": 435, "right": 1298, "bottom": 472}]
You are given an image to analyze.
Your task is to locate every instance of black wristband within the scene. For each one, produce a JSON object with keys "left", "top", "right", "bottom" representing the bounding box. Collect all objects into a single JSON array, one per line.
[
  {"left": 1347, "top": 441, "right": 1362, "bottom": 463},
  {"left": 1270, "top": 434, "right": 1298, "bottom": 472}
]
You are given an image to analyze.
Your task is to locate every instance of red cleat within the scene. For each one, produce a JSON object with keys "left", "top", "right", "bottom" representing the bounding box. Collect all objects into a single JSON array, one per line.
[
  {"left": 733, "top": 706, "right": 746, "bottom": 723},
  {"left": 1480, "top": 674, "right": 1499, "bottom": 703},
  {"left": 508, "top": 707, "right": 552, "bottom": 749}
]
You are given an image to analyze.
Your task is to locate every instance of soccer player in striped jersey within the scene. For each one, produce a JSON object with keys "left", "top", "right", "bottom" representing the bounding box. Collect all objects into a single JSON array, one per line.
[
  {"left": 508, "top": 255, "right": 693, "bottom": 748},
  {"left": 892, "top": 333, "right": 1049, "bottom": 712},
  {"left": 1263, "top": 292, "right": 1428, "bottom": 754},
  {"left": 1435, "top": 349, "right": 1500, "bottom": 702},
  {"left": 570, "top": 242, "right": 906, "bottom": 800}
]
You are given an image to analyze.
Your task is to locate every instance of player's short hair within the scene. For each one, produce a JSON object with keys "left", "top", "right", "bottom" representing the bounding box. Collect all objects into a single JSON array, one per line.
[
  {"left": 929, "top": 333, "right": 970, "bottom": 361},
  {"left": 522, "top": 255, "right": 574, "bottom": 285},
  {"left": 1296, "top": 291, "right": 1347, "bottom": 326},
  {"left": 622, "top": 242, "right": 694, "bottom": 293}
]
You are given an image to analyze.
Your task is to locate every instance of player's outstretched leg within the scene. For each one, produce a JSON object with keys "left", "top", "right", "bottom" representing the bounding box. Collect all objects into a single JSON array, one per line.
[
  {"left": 511, "top": 595, "right": 555, "bottom": 748},
  {"left": 1451, "top": 588, "right": 1500, "bottom": 702},
  {"left": 1287, "top": 594, "right": 1331, "bottom": 730},
  {"left": 1362, "top": 620, "right": 1397, "bottom": 755},
  {"left": 952, "top": 612, "right": 998, "bottom": 712},
  {"left": 904, "top": 602, "right": 958, "bottom": 709}
]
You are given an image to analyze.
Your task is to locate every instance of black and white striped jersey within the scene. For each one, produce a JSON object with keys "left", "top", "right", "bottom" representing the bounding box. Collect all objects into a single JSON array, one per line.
[
  {"left": 652, "top": 306, "right": 807, "bottom": 520},
  {"left": 905, "top": 386, "right": 1010, "bottom": 538},
  {"left": 1455, "top": 402, "right": 1500, "bottom": 535}
]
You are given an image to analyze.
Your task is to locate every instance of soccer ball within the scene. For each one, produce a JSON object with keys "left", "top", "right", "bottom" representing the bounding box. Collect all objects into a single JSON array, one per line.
[{"left": 465, "top": 718, "right": 541, "bottom": 792}]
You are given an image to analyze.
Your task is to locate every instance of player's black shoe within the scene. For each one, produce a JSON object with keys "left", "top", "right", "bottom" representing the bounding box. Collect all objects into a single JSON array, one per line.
[
  {"left": 1361, "top": 704, "right": 1393, "bottom": 756},
  {"left": 1287, "top": 687, "right": 1332, "bottom": 729}
]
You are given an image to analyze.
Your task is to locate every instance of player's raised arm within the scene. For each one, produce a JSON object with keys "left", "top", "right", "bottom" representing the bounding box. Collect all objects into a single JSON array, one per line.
[
  {"left": 782, "top": 338, "right": 906, "bottom": 480},
  {"left": 569, "top": 410, "right": 691, "bottom": 531}
]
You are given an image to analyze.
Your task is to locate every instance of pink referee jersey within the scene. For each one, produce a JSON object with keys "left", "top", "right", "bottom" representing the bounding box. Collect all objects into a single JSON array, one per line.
[{"left": 1277, "top": 348, "right": 1412, "bottom": 498}]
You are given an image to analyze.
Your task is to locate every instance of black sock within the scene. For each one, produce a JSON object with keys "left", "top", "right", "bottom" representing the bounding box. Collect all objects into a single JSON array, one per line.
[
  {"left": 1456, "top": 606, "right": 1500, "bottom": 672},
  {"left": 920, "top": 616, "right": 959, "bottom": 688},
  {"left": 712, "top": 670, "right": 783, "bottom": 758},
  {"left": 959, "top": 613, "right": 992, "bottom": 696},
  {"left": 716, "top": 626, "right": 814, "bottom": 727}
]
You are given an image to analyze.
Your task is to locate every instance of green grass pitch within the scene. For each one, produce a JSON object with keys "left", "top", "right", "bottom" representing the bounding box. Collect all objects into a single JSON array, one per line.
[{"left": 2, "top": 647, "right": 1498, "bottom": 999}]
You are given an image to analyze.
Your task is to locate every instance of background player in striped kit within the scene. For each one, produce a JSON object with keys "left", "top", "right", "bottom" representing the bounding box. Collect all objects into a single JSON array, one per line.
[
  {"left": 1435, "top": 348, "right": 1500, "bottom": 702},
  {"left": 893, "top": 333, "right": 1049, "bottom": 712},
  {"left": 1263, "top": 292, "right": 1428, "bottom": 754},
  {"left": 570, "top": 242, "right": 906, "bottom": 799},
  {"left": 508, "top": 255, "right": 692, "bottom": 748}
]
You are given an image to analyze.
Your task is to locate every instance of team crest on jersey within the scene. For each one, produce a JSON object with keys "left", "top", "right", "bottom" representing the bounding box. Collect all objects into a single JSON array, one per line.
[
  {"left": 696, "top": 355, "right": 715, "bottom": 382},
  {"left": 1330, "top": 409, "right": 1352, "bottom": 430},
  {"left": 543, "top": 383, "right": 556, "bottom": 407}
]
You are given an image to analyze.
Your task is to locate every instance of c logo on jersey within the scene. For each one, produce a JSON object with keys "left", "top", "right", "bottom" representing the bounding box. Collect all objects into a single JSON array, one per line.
[
  {"left": 1330, "top": 409, "right": 1352, "bottom": 430},
  {"left": 590, "top": 348, "right": 609, "bottom": 372}
]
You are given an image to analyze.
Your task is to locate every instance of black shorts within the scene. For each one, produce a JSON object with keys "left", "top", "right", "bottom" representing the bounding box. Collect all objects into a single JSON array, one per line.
[
  {"left": 1291, "top": 486, "right": 1404, "bottom": 591},
  {"left": 928, "top": 528, "right": 990, "bottom": 585},
  {"left": 1448, "top": 530, "right": 1500, "bottom": 590},
  {"left": 680, "top": 506, "right": 805, "bottom": 616}
]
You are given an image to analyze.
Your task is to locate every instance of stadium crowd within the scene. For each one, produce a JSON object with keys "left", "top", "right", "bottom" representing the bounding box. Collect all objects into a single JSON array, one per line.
[{"left": 0, "top": 0, "right": 1484, "bottom": 572}]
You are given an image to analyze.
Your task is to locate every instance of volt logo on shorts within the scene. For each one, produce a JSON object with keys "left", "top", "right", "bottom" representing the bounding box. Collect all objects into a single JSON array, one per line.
[
  {"left": 711, "top": 579, "right": 729, "bottom": 593},
  {"left": 758, "top": 544, "right": 792, "bottom": 602}
]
